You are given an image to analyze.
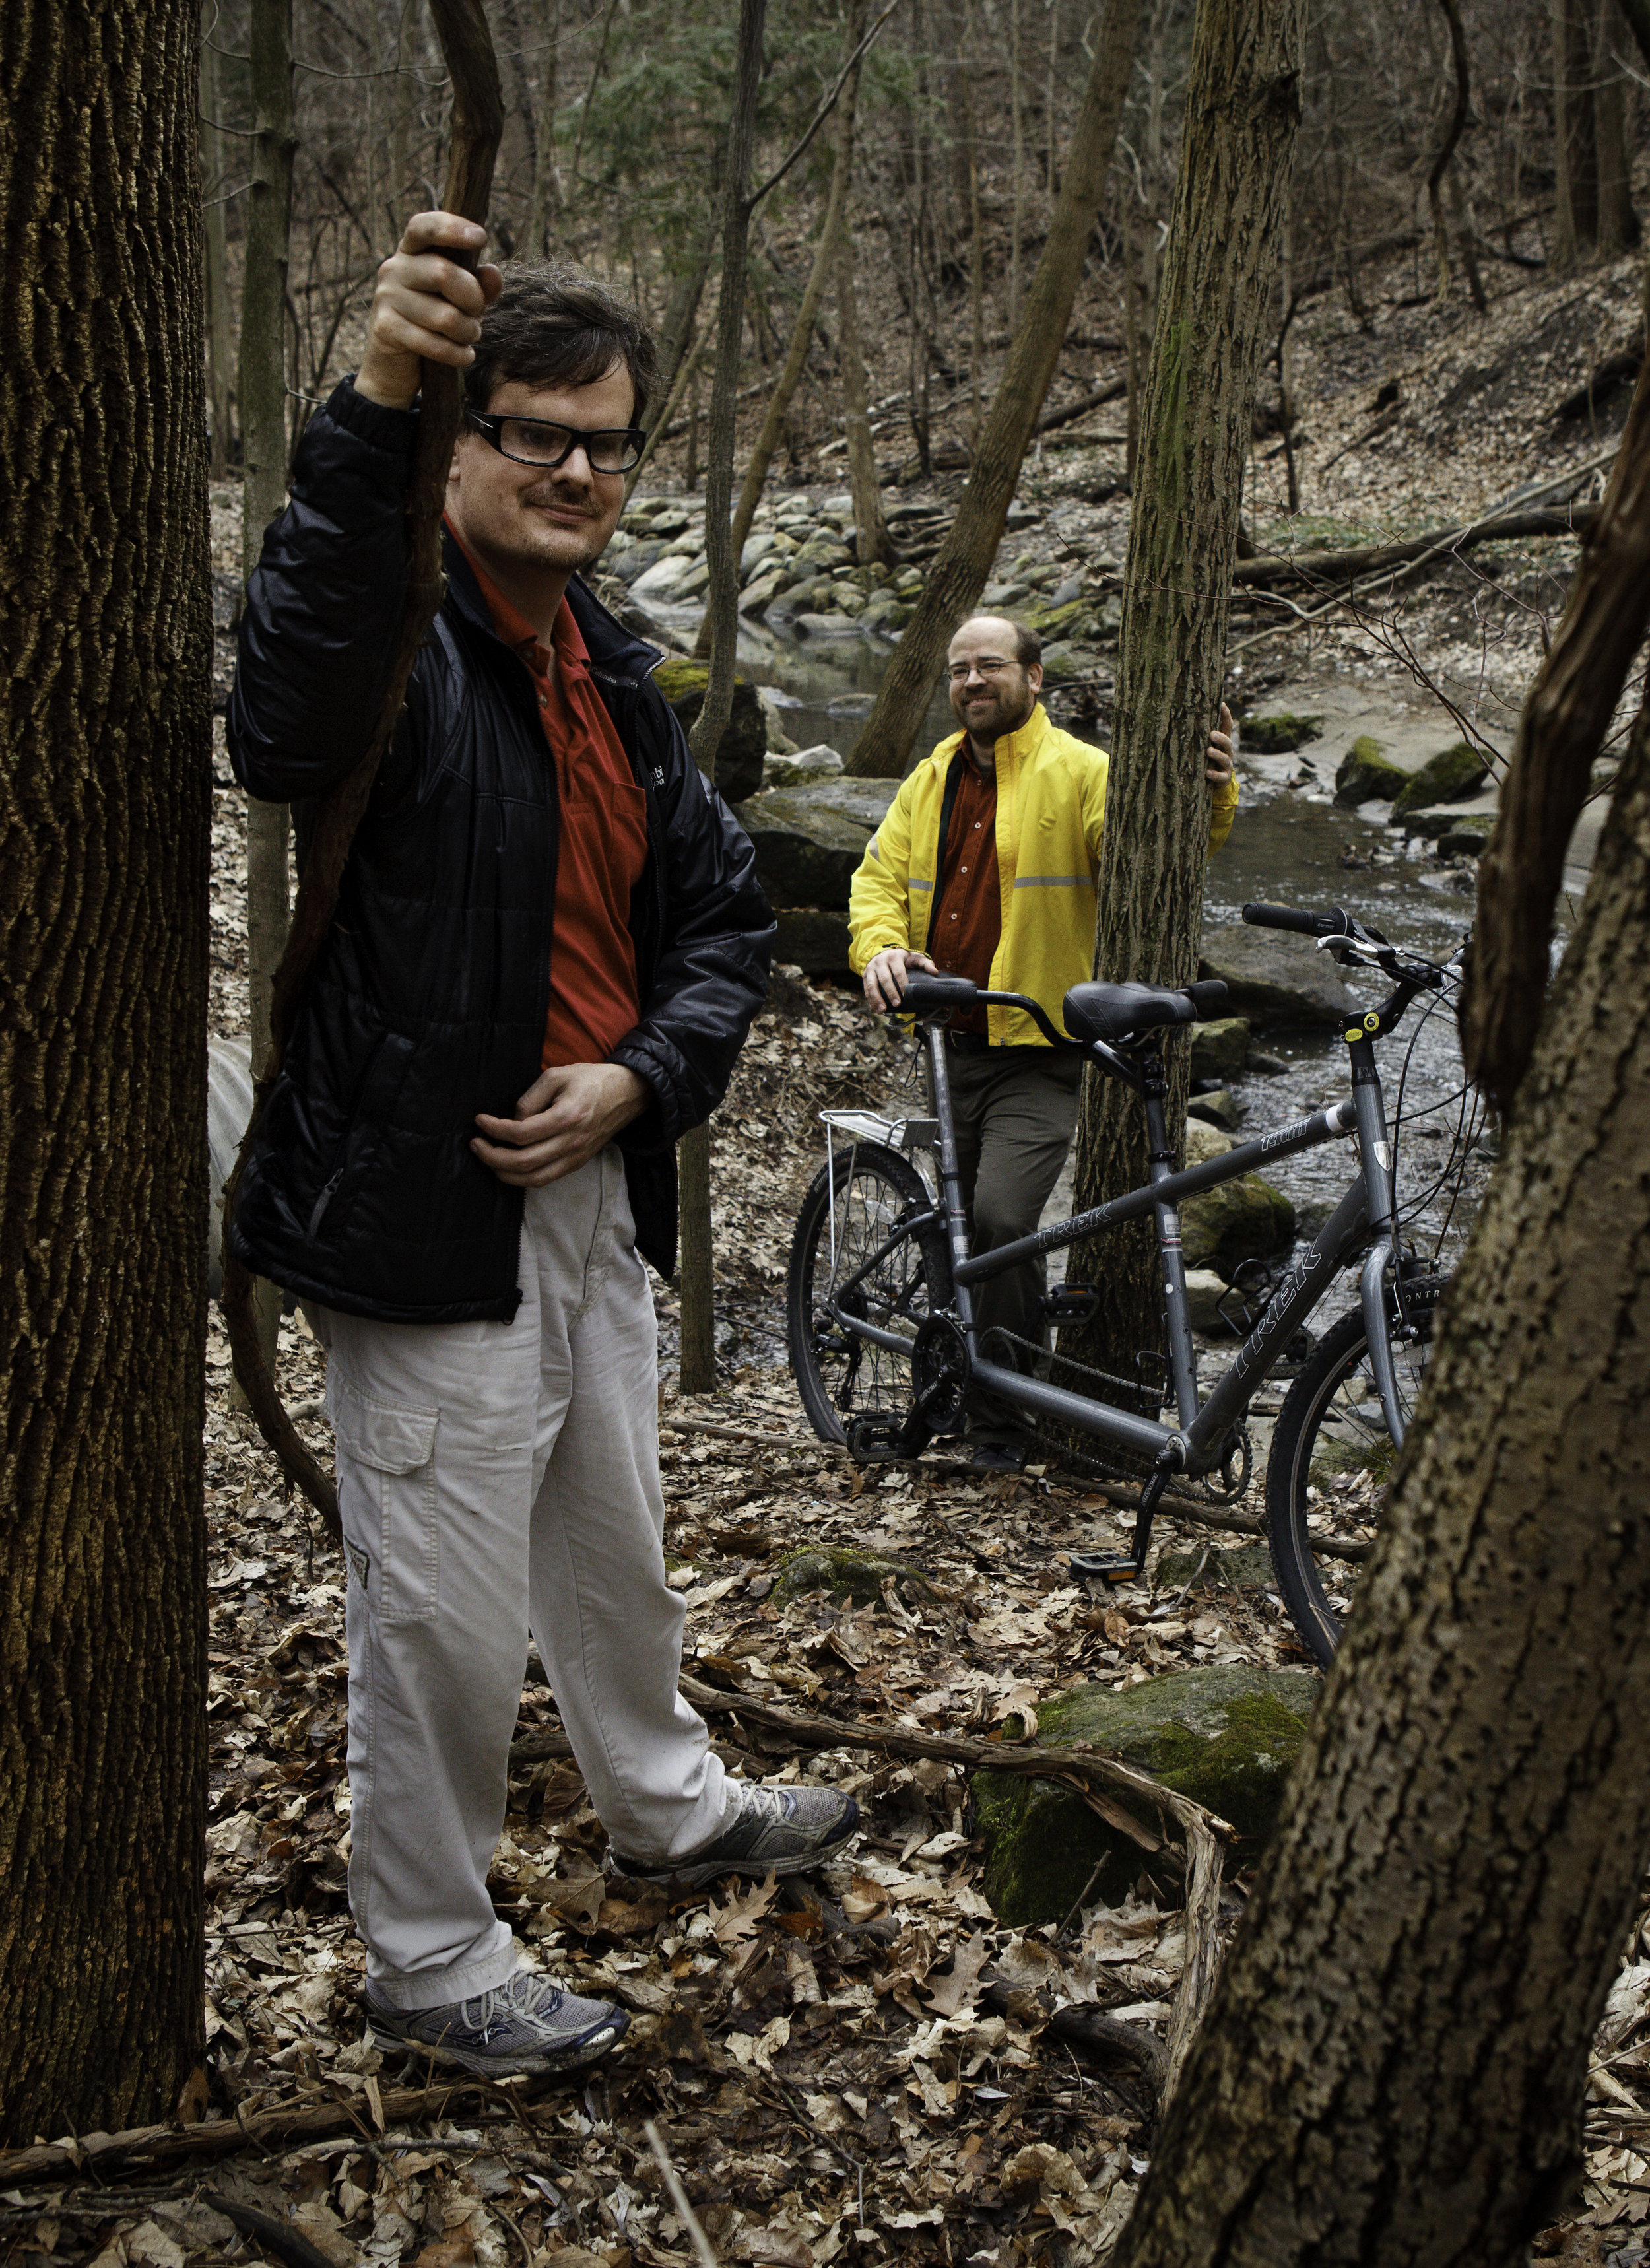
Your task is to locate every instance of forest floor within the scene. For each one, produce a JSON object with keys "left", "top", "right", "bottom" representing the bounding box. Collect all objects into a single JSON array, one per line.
[{"left": 18, "top": 239, "right": 1647, "bottom": 2267}]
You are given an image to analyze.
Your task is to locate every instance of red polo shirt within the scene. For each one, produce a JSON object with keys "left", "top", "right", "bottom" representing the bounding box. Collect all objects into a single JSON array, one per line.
[{"left": 447, "top": 523, "right": 649, "bottom": 1069}]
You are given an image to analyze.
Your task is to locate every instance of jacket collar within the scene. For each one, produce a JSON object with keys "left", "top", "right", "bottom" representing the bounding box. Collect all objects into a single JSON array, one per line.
[{"left": 439, "top": 527, "right": 664, "bottom": 686}]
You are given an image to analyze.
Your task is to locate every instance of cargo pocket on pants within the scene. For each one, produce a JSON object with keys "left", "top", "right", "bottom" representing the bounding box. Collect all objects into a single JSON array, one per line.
[{"left": 328, "top": 1376, "right": 440, "bottom": 1625}]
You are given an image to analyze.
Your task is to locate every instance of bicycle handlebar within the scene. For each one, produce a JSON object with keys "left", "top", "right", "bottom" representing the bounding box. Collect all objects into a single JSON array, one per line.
[{"left": 1243, "top": 900, "right": 1352, "bottom": 938}]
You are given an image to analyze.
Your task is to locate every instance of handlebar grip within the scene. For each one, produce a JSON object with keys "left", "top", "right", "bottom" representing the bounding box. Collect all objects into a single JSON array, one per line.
[
  {"left": 1242, "top": 900, "right": 1351, "bottom": 939},
  {"left": 901, "top": 974, "right": 979, "bottom": 1016},
  {"left": 1184, "top": 979, "right": 1228, "bottom": 1017}
]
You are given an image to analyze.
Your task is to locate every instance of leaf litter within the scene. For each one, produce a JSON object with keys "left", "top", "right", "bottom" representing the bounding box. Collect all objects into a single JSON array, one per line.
[{"left": 10, "top": 709, "right": 1647, "bottom": 2264}]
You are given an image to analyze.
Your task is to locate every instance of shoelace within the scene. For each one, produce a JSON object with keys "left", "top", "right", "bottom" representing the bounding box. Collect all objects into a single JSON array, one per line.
[{"left": 736, "top": 1782, "right": 793, "bottom": 1829}]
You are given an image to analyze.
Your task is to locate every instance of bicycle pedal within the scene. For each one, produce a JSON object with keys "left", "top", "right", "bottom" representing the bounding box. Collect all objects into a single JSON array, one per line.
[
  {"left": 846, "top": 1414, "right": 907, "bottom": 1463},
  {"left": 1042, "top": 1283, "right": 1101, "bottom": 1325},
  {"left": 1069, "top": 1551, "right": 1142, "bottom": 1584}
]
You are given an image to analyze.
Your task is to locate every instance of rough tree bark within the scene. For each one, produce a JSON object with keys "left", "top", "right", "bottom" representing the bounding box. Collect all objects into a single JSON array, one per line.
[
  {"left": 0, "top": 0, "right": 211, "bottom": 2141},
  {"left": 200, "top": 7, "right": 236, "bottom": 479},
  {"left": 1595, "top": 0, "right": 1641, "bottom": 256},
  {"left": 1109, "top": 411, "right": 1650, "bottom": 2268},
  {"left": 678, "top": 0, "right": 767, "bottom": 1393},
  {"left": 238, "top": 0, "right": 296, "bottom": 1396},
  {"left": 845, "top": 0, "right": 1144, "bottom": 780},
  {"left": 1059, "top": 0, "right": 1306, "bottom": 1380},
  {"left": 1461, "top": 358, "right": 1650, "bottom": 1113}
]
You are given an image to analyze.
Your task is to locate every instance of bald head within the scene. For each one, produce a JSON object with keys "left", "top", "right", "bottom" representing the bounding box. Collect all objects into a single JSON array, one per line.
[{"left": 946, "top": 615, "right": 1043, "bottom": 766}]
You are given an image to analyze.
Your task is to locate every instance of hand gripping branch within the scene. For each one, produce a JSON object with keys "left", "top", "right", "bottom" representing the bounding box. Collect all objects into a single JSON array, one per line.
[{"left": 220, "top": 1, "right": 504, "bottom": 1543}]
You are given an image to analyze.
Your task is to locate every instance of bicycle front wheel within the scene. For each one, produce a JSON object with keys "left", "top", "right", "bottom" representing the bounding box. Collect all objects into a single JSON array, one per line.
[
  {"left": 786, "top": 1143, "right": 951, "bottom": 1445},
  {"left": 1264, "top": 1273, "right": 1447, "bottom": 1667}
]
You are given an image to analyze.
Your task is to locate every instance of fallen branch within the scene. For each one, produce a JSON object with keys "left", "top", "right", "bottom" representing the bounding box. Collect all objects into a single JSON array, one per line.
[
  {"left": 1235, "top": 500, "right": 1602, "bottom": 587},
  {"left": 0, "top": 2077, "right": 500, "bottom": 2184}
]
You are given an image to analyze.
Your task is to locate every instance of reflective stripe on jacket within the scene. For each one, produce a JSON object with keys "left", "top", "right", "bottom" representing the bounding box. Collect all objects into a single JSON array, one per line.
[{"left": 847, "top": 703, "right": 1239, "bottom": 1048}]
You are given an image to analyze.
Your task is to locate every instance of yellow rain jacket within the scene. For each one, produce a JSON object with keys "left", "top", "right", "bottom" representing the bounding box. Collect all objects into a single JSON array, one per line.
[{"left": 849, "top": 703, "right": 1239, "bottom": 1049}]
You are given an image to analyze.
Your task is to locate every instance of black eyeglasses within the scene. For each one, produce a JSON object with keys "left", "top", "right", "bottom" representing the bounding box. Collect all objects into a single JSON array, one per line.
[{"left": 464, "top": 409, "right": 646, "bottom": 475}]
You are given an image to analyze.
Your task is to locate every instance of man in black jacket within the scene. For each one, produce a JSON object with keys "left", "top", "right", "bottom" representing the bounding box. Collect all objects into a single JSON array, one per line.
[{"left": 230, "top": 214, "right": 857, "bottom": 2079}]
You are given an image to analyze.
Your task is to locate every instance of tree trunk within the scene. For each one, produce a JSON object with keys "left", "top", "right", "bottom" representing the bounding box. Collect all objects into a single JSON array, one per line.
[
  {"left": 1010, "top": 0, "right": 1024, "bottom": 326},
  {"left": 650, "top": 206, "right": 718, "bottom": 421},
  {"left": 837, "top": 230, "right": 892, "bottom": 568},
  {"left": 845, "top": 0, "right": 1144, "bottom": 781},
  {"left": 0, "top": 0, "right": 210, "bottom": 2142},
  {"left": 200, "top": 8, "right": 235, "bottom": 479},
  {"left": 678, "top": 0, "right": 766, "bottom": 1392},
  {"left": 702, "top": 0, "right": 867, "bottom": 657},
  {"left": 964, "top": 0, "right": 985, "bottom": 446},
  {"left": 1595, "top": 0, "right": 1641, "bottom": 255},
  {"left": 1109, "top": 463, "right": 1650, "bottom": 2267},
  {"left": 523, "top": 0, "right": 560, "bottom": 253},
  {"left": 1058, "top": 0, "right": 1306, "bottom": 1380},
  {"left": 1552, "top": 0, "right": 1599, "bottom": 269},
  {"left": 238, "top": 0, "right": 296, "bottom": 1396}
]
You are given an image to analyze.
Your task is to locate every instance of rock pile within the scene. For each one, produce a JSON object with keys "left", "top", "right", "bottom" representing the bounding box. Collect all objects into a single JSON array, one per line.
[{"left": 601, "top": 488, "right": 1115, "bottom": 669}]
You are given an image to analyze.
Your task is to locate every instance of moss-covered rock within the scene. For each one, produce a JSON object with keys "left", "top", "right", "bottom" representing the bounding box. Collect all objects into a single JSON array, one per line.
[
  {"left": 1189, "top": 1017, "right": 1251, "bottom": 1084},
  {"left": 1333, "top": 735, "right": 1409, "bottom": 808},
  {"left": 770, "top": 1544, "right": 935, "bottom": 1611},
  {"left": 1390, "top": 740, "right": 1490, "bottom": 821},
  {"left": 975, "top": 1667, "right": 1317, "bottom": 1923},
  {"left": 651, "top": 660, "right": 766, "bottom": 803},
  {"left": 1181, "top": 1173, "right": 1294, "bottom": 1280},
  {"left": 1155, "top": 1543, "right": 1276, "bottom": 1591},
  {"left": 1239, "top": 712, "right": 1323, "bottom": 754},
  {"left": 1437, "top": 813, "right": 1494, "bottom": 857}
]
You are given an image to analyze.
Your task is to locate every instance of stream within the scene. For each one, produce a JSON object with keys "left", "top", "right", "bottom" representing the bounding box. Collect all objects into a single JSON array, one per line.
[{"left": 700, "top": 616, "right": 1512, "bottom": 1340}]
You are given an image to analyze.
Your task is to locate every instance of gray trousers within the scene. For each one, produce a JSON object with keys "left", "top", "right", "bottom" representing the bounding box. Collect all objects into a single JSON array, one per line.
[
  {"left": 939, "top": 1043, "right": 1084, "bottom": 1385},
  {"left": 324, "top": 1149, "right": 731, "bottom": 2010}
]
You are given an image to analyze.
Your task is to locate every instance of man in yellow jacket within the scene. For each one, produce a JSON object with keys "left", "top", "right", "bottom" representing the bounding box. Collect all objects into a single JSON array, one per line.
[{"left": 849, "top": 613, "right": 1239, "bottom": 1465}]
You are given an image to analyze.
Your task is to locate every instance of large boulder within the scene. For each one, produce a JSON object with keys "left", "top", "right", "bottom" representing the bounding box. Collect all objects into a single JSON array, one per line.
[
  {"left": 1333, "top": 735, "right": 1409, "bottom": 808},
  {"left": 1189, "top": 1017, "right": 1251, "bottom": 1084},
  {"left": 1198, "top": 923, "right": 1357, "bottom": 1030},
  {"left": 731, "top": 778, "right": 899, "bottom": 908},
  {"left": 652, "top": 659, "right": 766, "bottom": 803},
  {"left": 1181, "top": 1172, "right": 1295, "bottom": 1280},
  {"left": 975, "top": 1666, "right": 1319, "bottom": 1924},
  {"left": 1238, "top": 712, "right": 1323, "bottom": 753},
  {"left": 1390, "top": 739, "right": 1490, "bottom": 821},
  {"left": 772, "top": 908, "right": 853, "bottom": 973}
]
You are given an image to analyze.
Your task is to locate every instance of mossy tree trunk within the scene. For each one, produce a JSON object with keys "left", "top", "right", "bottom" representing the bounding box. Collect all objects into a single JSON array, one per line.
[
  {"left": 843, "top": 0, "right": 1144, "bottom": 780},
  {"left": 1109, "top": 644, "right": 1650, "bottom": 2266},
  {"left": 1059, "top": 0, "right": 1306, "bottom": 1383},
  {"left": 0, "top": 0, "right": 211, "bottom": 2142}
]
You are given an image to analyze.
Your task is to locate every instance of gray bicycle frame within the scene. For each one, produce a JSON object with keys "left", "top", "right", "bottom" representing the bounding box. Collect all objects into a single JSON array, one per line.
[{"left": 828, "top": 1016, "right": 1412, "bottom": 1472}]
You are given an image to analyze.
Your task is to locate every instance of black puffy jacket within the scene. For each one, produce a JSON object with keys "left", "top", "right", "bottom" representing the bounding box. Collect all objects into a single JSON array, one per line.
[{"left": 227, "top": 378, "right": 774, "bottom": 1323}]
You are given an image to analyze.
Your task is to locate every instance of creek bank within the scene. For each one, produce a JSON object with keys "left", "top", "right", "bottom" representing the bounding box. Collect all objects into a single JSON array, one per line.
[{"left": 975, "top": 1665, "right": 1318, "bottom": 1925}]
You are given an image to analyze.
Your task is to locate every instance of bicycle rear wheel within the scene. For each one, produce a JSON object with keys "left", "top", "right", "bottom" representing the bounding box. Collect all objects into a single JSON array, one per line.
[
  {"left": 787, "top": 1142, "right": 951, "bottom": 1445},
  {"left": 1263, "top": 1273, "right": 1447, "bottom": 1668}
]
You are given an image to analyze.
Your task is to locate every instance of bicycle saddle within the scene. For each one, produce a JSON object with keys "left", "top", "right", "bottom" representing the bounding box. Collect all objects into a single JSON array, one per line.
[{"left": 1063, "top": 978, "right": 1228, "bottom": 1046}]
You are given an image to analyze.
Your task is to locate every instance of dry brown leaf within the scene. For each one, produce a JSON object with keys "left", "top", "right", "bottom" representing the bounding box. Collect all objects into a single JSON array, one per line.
[
  {"left": 923, "top": 1928, "right": 991, "bottom": 2018},
  {"left": 712, "top": 1869, "right": 781, "bottom": 1946}
]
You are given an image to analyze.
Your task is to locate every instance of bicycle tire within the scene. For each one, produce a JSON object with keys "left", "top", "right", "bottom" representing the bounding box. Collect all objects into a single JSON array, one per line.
[
  {"left": 1264, "top": 1273, "right": 1447, "bottom": 1668},
  {"left": 786, "top": 1143, "right": 952, "bottom": 1445}
]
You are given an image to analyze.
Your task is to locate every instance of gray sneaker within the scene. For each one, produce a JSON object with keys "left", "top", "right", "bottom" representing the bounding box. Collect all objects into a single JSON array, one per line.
[
  {"left": 365, "top": 1968, "right": 627, "bottom": 2077},
  {"left": 608, "top": 1782, "right": 860, "bottom": 1891}
]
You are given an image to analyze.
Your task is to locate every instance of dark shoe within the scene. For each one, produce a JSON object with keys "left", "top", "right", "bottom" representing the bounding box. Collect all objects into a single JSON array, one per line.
[
  {"left": 366, "top": 1968, "right": 627, "bottom": 2077},
  {"left": 608, "top": 1782, "right": 860, "bottom": 1891},
  {"left": 970, "top": 1431, "right": 1027, "bottom": 1473}
]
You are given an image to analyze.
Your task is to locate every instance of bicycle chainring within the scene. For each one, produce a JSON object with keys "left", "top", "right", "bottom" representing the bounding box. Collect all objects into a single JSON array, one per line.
[{"left": 911, "top": 1315, "right": 971, "bottom": 1431}]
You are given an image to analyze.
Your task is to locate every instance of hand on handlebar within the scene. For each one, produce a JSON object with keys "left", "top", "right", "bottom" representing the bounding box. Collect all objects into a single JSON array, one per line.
[{"left": 863, "top": 947, "right": 938, "bottom": 1013}]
